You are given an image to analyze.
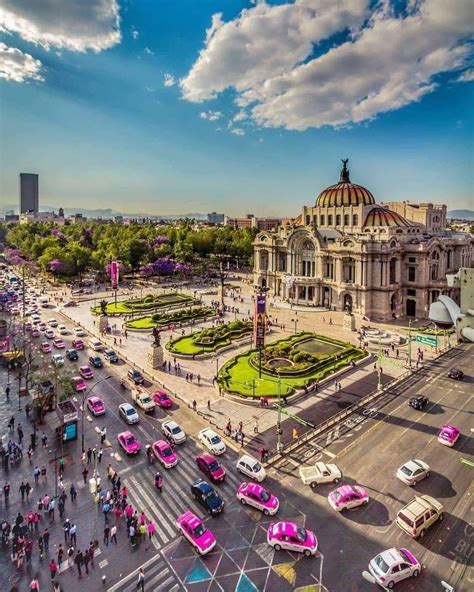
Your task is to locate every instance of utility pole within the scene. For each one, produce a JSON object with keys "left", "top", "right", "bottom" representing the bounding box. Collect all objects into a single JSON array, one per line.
[
  {"left": 276, "top": 374, "right": 283, "bottom": 453},
  {"left": 377, "top": 335, "right": 383, "bottom": 391}
]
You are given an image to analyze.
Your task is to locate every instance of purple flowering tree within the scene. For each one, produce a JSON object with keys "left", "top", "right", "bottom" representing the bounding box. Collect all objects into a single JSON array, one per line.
[
  {"left": 4, "top": 248, "right": 25, "bottom": 265},
  {"left": 154, "top": 257, "right": 176, "bottom": 276},
  {"left": 139, "top": 263, "right": 155, "bottom": 277},
  {"left": 49, "top": 259, "right": 63, "bottom": 273},
  {"left": 51, "top": 229, "right": 67, "bottom": 242}
]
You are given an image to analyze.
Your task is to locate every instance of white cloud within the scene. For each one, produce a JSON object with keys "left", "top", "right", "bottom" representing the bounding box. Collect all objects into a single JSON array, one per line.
[
  {"left": 144, "top": 86, "right": 155, "bottom": 92},
  {"left": 144, "top": 47, "right": 154, "bottom": 55},
  {"left": 131, "top": 28, "right": 139, "bottom": 40},
  {"left": 233, "top": 110, "right": 247, "bottom": 122},
  {"left": 200, "top": 110, "right": 222, "bottom": 121},
  {"left": 231, "top": 127, "right": 245, "bottom": 136},
  {"left": 457, "top": 68, "right": 474, "bottom": 82},
  {"left": 0, "top": 42, "right": 43, "bottom": 82},
  {"left": 181, "top": 0, "right": 473, "bottom": 130},
  {"left": 0, "top": 0, "right": 121, "bottom": 53},
  {"left": 163, "top": 73, "right": 176, "bottom": 87}
]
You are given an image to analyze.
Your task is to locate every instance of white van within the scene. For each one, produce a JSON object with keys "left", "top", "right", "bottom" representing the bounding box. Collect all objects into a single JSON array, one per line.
[
  {"left": 89, "top": 337, "right": 103, "bottom": 351},
  {"left": 39, "top": 297, "right": 49, "bottom": 308}
]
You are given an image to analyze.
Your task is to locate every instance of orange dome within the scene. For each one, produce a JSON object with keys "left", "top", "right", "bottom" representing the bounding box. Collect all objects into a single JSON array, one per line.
[
  {"left": 316, "top": 160, "right": 375, "bottom": 208},
  {"left": 364, "top": 207, "right": 419, "bottom": 227}
]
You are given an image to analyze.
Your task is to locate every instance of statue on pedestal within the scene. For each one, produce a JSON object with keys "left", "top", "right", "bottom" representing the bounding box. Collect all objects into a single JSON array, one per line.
[
  {"left": 152, "top": 326, "right": 161, "bottom": 347},
  {"left": 100, "top": 300, "right": 108, "bottom": 316}
]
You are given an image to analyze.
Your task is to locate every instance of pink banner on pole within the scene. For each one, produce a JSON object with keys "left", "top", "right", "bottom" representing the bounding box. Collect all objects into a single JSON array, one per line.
[
  {"left": 0, "top": 335, "right": 10, "bottom": 353},
  {"left": 111, "top": 261, "right": 119, "bottom": 290}
]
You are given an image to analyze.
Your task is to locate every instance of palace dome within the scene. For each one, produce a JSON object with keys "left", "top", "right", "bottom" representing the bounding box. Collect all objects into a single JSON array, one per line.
[
  {"left": 316, "top": 160, "right": 375, "bottom": 208},
  {"left": 364, "top": 206, "right": 419, "bottom": 228}
]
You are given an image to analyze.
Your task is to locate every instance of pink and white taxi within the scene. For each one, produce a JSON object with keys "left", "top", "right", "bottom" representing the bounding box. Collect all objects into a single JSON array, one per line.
[
  {"left": 328, "top": 484, "right": 369, "bottom": 512},
  {"left": 72, "top": 376, "right": 87, "bottom": 392},
  {"left": 176, "top": 511, "right": 216, "bottom": 555},
  {"left": 117, "top": 431, "right": 141, "bottom": 455},
  {"left": 79, "top": 365, "right": 94, "bottom": 380},
  {"left": 369, "top": 548, "right": 421, "bottom": 588},
  {"left": 152, "top": 439, "right": 178, "bottom": 468},
  {"left": 41, "top": 341, "right": 52, "bottom": 353},
  {"left": 153, "top": 390, "right": 173, "bottom": 409},
  {"left": 236, "top": 482, "right": 279, "bottom": 516},
  {"left": 437, "top": 424, "right": 460, "bottom": 447},
  {"left": 53, "top": 338, "right": 65, "bottom": 349},
  {"left": 87, "top": 396, "right": 106, "bottom": 416},
  {"left": 267, "top": 522, "right": 318, "bottom": 556}
]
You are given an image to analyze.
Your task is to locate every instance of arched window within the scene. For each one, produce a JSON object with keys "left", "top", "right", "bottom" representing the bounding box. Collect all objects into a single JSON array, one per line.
[
  {"left": 336, "top": 214, "right": 341, "bottom": 226},
  {"left": 344, "top": 214, "right": 350, "bottom": 225},
  {"left": 320, "top": 215, "right": 325, "bottom": 226},
  {"left": 328, "top": 215, "right": 333, "bottom": 225},
  {"left": 353, "top": 214, "right": 358, "bottom": 226}
]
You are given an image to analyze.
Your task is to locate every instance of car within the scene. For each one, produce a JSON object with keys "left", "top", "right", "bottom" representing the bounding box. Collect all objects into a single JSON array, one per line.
[
  {"left": 79, "top": 365, "right": 94, "bottom": 379},
  {"left": 57, "top": 324, "right": 68, "bottom": 335},
  {"left": 44, "top": 329, "right": 55, "bottom": 339},
  {"left": 25, "top": 322, "right": 32, "bottom": 331},
  {"left": 52, "top": 354, "right": 65, "bottom": 367},
  {"left": 447, "top": 368, "right": 464, "bottom": 381},
  {"left": 176, "top": 511, "right": 216, "bottom": 555},
  {"left": 299, "top": 462, "right": 342, "bottom": 487},
  {"left": 64, "top": 301, "right": 78, "bottom": 307},
  {"left": 396, "top": 495, "right": 444, "bottom": 538},
  {"left": 73, "top": 327, "right": 85, "bottom": 337},
  {"left": 117, "top": 431, "right": 141, "bottom": 455},
  {"left": 191, "top": 479, "right": 224, "bottom": 515},
  {"left": 198, "top": 428, "right": 226, "bottom": 455},
  {"left": 196, "top": 453, "right": 226, "bottom": 483},
  {"left": 104, "top": 349, "right": 119, "bottom": 363},
  {"left": 236, "top": 482, "right": 279, "bottom": 515},
  {"left": 72, "top": 288, "right": 84, "bottom": 295},
  {"left": 31, "top": 328, "right": 40, "bottom": 338},
  {"left": 87, "top": 396, "right": 106, "bottom": 416},
  {"left": 408, "top": 395, "right": 428, "bottom": 410},
  {"left": 41, "top": 341, "right": 52, "bottom": 353},
  {"left": 131, "top": 390, "right": 155, "bottom": 414},
  {"left": 267, "top": 522, "right": 318, "bottom": 556},
  {"left": 53, "top": 338, "right": 65, "bottom": 349},
  {"left": 66, "top": 348, "right": 79, "bottom": 361},
  {"left": 236, "top": 455, "right": 266, "bottom": 482},
  {"left": 72, "top": 376, "right": 87, "bottom": 392},
  {"left": 328, "top": 484, "right": 369, "bottom": 512},
  {"left": 47, "top": 318, "right": 58, "bottom": 327},
  {"left": 152, "top": 440, "right": 178, "bottom": 468},
  {"left": 119, "top": 403, "right": 139, "bottom": 424},
  {"left": 152, "top": 390, "right": 172, "bottom": 408},
  {"left": 438, "top": 424, "right": 460, "bottom": 447},
  {"left": 162, "top": 420, "right": 186, "bottom": 444},
  {"left": 89, "top": 355, "right": 103, "bottom": 368},
  {"left": 128, "top": 369, "right": 144, "bottom": 385},
  {"left": 369, "top": 548, "right": 421, "bottom": 589},
  {"left": 396, "top": 459, "right": 431, "bottom": 486},
  {"left": 72, "top": 339, "right": 84, "bottom": 350},
  {"left": 39, "top": 322, "right": 47, "bottom": 331}
]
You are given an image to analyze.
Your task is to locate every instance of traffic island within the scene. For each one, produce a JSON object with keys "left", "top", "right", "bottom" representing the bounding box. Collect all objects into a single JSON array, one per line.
[
  {"left": 124, "top": 305, "right": 217, "bottom": 331},
  {"left": 90, "top": 291, "right": 195, "bottom": 315}
]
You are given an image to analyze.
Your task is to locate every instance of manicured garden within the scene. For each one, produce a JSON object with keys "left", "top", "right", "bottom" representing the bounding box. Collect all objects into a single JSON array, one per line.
[
  {"left": 166, "top": 320, "right": 253, "bottom": 355},
  {"left": 91, "top": 292, "right": 194, "bottom": 315},
  {"left": 217, "top": 332, "right": 366, "bottom": 398},
  {"left": 125, "top": 306, "right": 217, "bottom": 330}
]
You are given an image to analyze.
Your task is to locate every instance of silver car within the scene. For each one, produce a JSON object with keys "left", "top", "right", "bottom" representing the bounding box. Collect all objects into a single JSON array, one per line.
[
  {"left": 396, "top": 459, "right": 430, "bottom": 486},
  {"left": 119, "top": 403, "right": 139, "bottom": 425}
]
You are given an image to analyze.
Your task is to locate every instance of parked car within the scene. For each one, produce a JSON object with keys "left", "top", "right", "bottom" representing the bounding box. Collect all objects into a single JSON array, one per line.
[
  {"left": 447, "top": 368, "right": 464, "bottom": 380},
  {"left": 176, "top": 511, "right": 216, "bottom": 555},
  {"left": 190, "top": 479, "right": 224, "bottom": 515},
  {"left": 66, "top": 348, "right": 79, "bottom": 361},
  {"left": 437, "top": 424, "right": 460, "bottom": 447},
  {"left": 408, "top": 395, "right": 428, "bottom": 410},
  {"left": 396, "top": 460, "right": 431, "bottom": 486},
  {"left": 128, "top": 369, "right": 144, "bottom": 385},
  {"left": 87, "top": 396, "right": 106, "bottom": 416},
  {"left": 196, "top": 453, "right": 226, "bottom": 483},
  {"left": 267, "top": 522, "right": 318, "bottom": 556},
  {"left": 236, "top": 482, "right": 279, "bottom": 515},
  {"left": 236, "top": 455, "right": 266, "bottom": 482},
  {"left": 119, "top": 403, "right": 139, "bottom": 424},
  {"left": 117, "top": 431, "right": 141, "bottom": 455},
  {"left": 162, "top": 420, "right": 186, "bottom": 444},
  {"left": 396, "top": 495, "right": 443, "bottom": 538},
  {"left": 369, "top": 548, "right": 421, "bottom": 589},
  {"left": 198, "top": 428, "right": 226, "bottom": 455}
]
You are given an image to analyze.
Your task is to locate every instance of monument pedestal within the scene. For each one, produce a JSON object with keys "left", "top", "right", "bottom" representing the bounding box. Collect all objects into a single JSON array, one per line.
[
  {"left": 148, "top": 344, "right": 164, "bottom": 370},
  {"left": 343, "top": 312, "right": 356, "bottom": 332},
  {"left": 98, "top": 315, "right": 109, "bottom": 333}
]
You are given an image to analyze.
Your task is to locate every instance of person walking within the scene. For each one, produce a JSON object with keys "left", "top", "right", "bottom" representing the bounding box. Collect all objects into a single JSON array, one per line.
[
  {"left": 110, "top": 524, "right": 117, "bottom": 544},
  {"left": 88, "top": 541, "right": 95, "bottom": 567},
  {"left": 103, "top": 524, "right": 110, "bottom": 546},
  {"left": 100, "top": 427, "right": 107, "bottom": 444},
  {"left": 19, "top": 481, "right": 27, "bottom": 502},
  {"left": 147, "top": 520, "right": 155, "bottom": 541},
  {"left": 86, "top": 448, "right": 92, "bottom": 463},
  {"left": 82, "top": 467, "right": 89, "bottom": 485},
  {"left": 74, "top": 550, "right": 83, "bottom": 577},
  {"left": 83, "top": 548, "right": 91, "bottom": 575},
  {"left": 49, "top": 558, "right": 58, "bottom": 580},
  {"left": 69, "top": 483, "right": 77, "bottom": 502},
  {"left": 69, "top": 523, "right": 77, "bottom": 546},
  {"left": 43, "top": 528, "right": 50, "bottom": 551},
  {"left": 97, "top": 447, "right": 103, "bottom": 463},
  {"left": 25, "top": 482, "right": 32, "bottom": 501},
  {"left": 136, "top": 568, "right": 145, "bottom": 592},
  {"left": 5, "top": 385, "right": 10, "bottom": 401},
  {"left": 57, "top": 544, "right": 64, "bottom": 571},
  {"left": 41, "top": 433, "right": 47, "bottom": 448},
  {"left": 254, "top": 419, "right": 259, "bottom": 433},
  {"left": 63, "top": 519, "right": 70, "bottom": 543},
  {"left": 29, "top": 577, "right": 39, "bottom": 591},
  {"left": 33, "top": 466, "right": 40, "bottom": 485}
]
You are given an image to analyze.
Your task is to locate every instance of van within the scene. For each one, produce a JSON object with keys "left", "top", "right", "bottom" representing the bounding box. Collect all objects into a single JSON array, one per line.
[
  {"left": 89, "top": 338, "right": 103, "bottom": 351},
  {"left": 396, "top": 495, "right": 443, "bottom": 538},
  {"left": 39, "top": 297, "right": 49, "bottom": 308}
]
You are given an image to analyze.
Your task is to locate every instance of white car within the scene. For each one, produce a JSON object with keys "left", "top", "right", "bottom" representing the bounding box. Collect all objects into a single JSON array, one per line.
[
  {"left": 44, "top": 329, "right": 55, "bottom": 339},
  {"left": 198, "top": 428, "right": 226, "bottom": 455},
  {"left": 57, "top": 324, "right": 68, "bottom": 335},
  {"left": 47, "top": 318, "right": 58, "bottom": 327},
  {"left": 52, "top": 354, "right": 65, "bottom": 367},
  {"left": 73, "top": 327, "right": 85, "bottom": 337},
  {"left": 162, "top": 420, "right": 186, "bottom": 444},
  {"left": 396, "top": 460, "right": 431, "bottom": 486},
  {"left": 119, "top": 403, "right": 139, "bottom": 425},
  {"left": 369, "top": 548, "right": 421, "bottom": 589},
  {"left": 236, "top": 455, "right": 266, "bottom": 482}
]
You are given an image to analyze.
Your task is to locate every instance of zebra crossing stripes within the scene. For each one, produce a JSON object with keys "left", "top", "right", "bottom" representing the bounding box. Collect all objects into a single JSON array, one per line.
[{"left": 108, "top": 556, "right": 182, "bottom": 592}]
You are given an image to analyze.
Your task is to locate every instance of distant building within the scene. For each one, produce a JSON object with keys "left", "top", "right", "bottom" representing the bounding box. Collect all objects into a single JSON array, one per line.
[
  {"left": 207, "top": 212, "right": 225, "bottom": 225},
  {"left": 19, "top": 173, "right": 39, "bottom": 214},
  {"left": 114, "top": 215, "right": 124, "bottom": 223},
  {"left": 70, "top": 213, "right": 87, "bottom": 224},
  {"left": 5, "top": 210, "right": 19, "bottom": 223},
  {"left": 20, "top": 211, "right": 66, "bottom": 225},
  {"left": 225, "top": 214, "right": 282, "bottom": 231},
  {"left": 58, "top": 207, "right": 64, "bottom": 218}
]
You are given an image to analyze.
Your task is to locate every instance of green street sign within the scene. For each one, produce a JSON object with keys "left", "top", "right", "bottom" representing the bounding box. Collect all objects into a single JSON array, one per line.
[
  {"left": 460, "top": 458, "right": 474, "bottom": 468},
  {"left": 416, "top": 335, "right": 437, "bottom": 347}
]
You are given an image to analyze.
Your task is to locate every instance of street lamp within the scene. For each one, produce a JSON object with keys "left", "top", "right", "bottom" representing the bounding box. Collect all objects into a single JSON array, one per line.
[
  {"left": 81, "top": 375, "right": 112, "bottom": 453},
  {"left": 407, "top": 317, "right": 418, "bottom": 369},
  {"left": 290, "top": 311, "right": 299, "bottom": 334}
]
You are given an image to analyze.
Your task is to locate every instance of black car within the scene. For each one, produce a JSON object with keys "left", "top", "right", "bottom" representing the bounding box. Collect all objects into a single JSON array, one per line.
[
  {"left": 409, "top": 395, "right": 428, "bottom": 410},
  {"left": 89, "top": 355, "right": 103, "bottom": 368},
  {"left": 128, "top": 369, "right": 144, "bottom": 384},
  {"left": 447, "top": 368, "right": 464, "bottom": 381},
  {"left": 104, "top": 349, "right": 119, "bottom": 363},
  {"left": 66, "top": 348, "right": 79, "bottom": 361},
  {"left": 190, "top": 479, "right": 224, "bottom": 515}
]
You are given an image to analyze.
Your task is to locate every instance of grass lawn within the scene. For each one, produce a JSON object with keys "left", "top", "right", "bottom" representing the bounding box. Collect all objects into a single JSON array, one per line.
[
  {"left": 166, "top": 321, "right": 253, "bottom": 356},
  {"left": 91, "top": 292, "right": 193, "bottom": 315},
  {"left": 125, "top": 306, "right": 217, "bottom": 330}
]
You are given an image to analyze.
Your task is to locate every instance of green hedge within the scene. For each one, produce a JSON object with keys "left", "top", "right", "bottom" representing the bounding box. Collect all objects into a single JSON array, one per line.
[
  {"left": 125, "top": 306, "right": 217, "bottom": 330},
  {"left": 166, "top": 320, "right": 253, "bottom": 355},
  {"left": 91, "top": 292, "right": 194, "bottom": 315}
]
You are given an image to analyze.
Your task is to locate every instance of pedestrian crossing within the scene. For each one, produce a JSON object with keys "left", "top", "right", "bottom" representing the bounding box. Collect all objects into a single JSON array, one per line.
[
  {"left": 124, "top": 451, "right": 243, "bottom": 548},
  {"left": 108, "top": 554, "right": 182, "bottom": 592}
]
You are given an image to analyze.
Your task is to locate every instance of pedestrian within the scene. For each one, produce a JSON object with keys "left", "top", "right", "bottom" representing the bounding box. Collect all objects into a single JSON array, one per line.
[
  {"left": 100, "top": 427, "right": 107, "bottom": 444},
  {"left": 110, "top": 524, "right": 117, "bottom": 544},
  {"left": 70, "top": 483, "right": 77, "bottom": 502},
  {"left": 207, "top": 400, "right": 211, "bottom": 410},
  {"left": 192, "top": 400, "right": 197, "bottom": 411},
  {"left": 254, "top": 419, "right": 258, "bottom": 433},
  {"left": 29, "top": 578, "right": 40, "bottom": 591},
  {"left": 33, "top": 466, "right": 40, "bottom": 485},
  {"left": 74, "top": 550, "right": 83, "bottom": 577},
  {"left": 19, "top": 481, "right": 26, "bottom": 501},
  {"left": 82, "top": 467, "right": 89, "bottom": 484},
  {"left": 5, "top": 385, "right": 10, "bottom": 401},
  {"left": 292, "top": 427, "right": 299, "bottom": 439},
  {"left": 49, "top": 558, "right": 57, "bottom": 580},
  {"left": 37, "top": 534, "right": 44, "bottom": 559},
  {"left": 41, "top": 433, "right": 47, "bottom": 448},
  {"left": 69, "top": 522, "right": 77, "bottom": 546},
  {"left": 97, "top": 447, "right": 103, "bottom": 463},
  {"left": 83, "top": 548, "right": 90, "bottom": 575},
  {"left": 57, "top": 544, "right": 64, "bottom": 570},
  {"left": 43, "top": 528, "right": 50, "bottom": 550},
  {"left": 147, "top": 520, "right": 155, "bottom": 541},
  {"left": 103, "top": 524, "right": 110, "bottom": 546},
  {"left": 129, "top": 523, "right": 136, "bottom": 546},
  {"left": 86, "top": 448, "right": 92, "bottom": 463},
  {"left": 41, "top": 466, "right": 47, "bottom": 482},
  {"left": 67, "top": 546, "right": 74, "bottom": 568},
  {"left": 17, "top": 424, "right": 24, "bottom": 444},
  {"left": 25, "top": 481, "right": 32, "bottom": 501},
  {"left": 136, "top": 568, "right": 145, "bottom": 592},
  {"left": 63, "top": 519, "right": 70, "bottom": 543},
  {"left": 48, "top": 498, "right": 55, "bottom": 520},
  {"left": 88, "top": 541, "right": 95, "bottom": 567}
]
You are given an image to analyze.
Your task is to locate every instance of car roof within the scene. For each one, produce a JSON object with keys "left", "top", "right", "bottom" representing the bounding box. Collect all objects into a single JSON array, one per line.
[
  {"left": 273, "top": 521, "right": 298, "bottom": 536},
  {"left": 163, "top": 420, "right": 178, "bottom": 429},
  {"left": 242, "top": 482, "right": 263, "bottom": 495},
  {"left": 192, "top": 479, "right": 212, "bottom": 492},
  {"left": 238, "top": 454, "right": 258, "bottom": 465},
  {"left": 378, "top": 548, "right": 402, "bottom": 565},
  {"left": 88, "top": 396, "right": 101, "bottom": 402},
  {"left": 198, "top": 452, "right": 216, "bottom": 463},
  {"left": 403, "top": 460, "right": 425, "bottom": 472},
  {"left": 335, "top": 485, "right": 356, "bottom": 498},
  {"left": 178, "top": 511, "right": 201, "bottom": 529},
  {"left": 154, "top": 440, "right": 169, "bottom": 449},
  {"left": 118, "top": 430, "right": 133, "bottom": 438},
  {"left": 200, "top": 428, "right": 218, "bottom": 437},
  {"left": 120, "top": 403, "right": 134, "bottom": 411},
  {"left": 402, "top": 495, "right": 443, "bottom": 518}
]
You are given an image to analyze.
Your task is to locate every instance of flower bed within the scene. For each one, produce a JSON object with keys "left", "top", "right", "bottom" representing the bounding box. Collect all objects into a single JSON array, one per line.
[
  {"left": 125, "top": 306, "right": 217, "bottom": 330},
  {"left": 91, "top": 292, "right": 194, "bottom": 315},
  {"left": 166, "top": 320, "right": 253, "bottom": 355}
]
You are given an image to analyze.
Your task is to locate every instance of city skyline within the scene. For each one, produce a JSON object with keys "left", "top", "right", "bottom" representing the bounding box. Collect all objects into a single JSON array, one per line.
[{"left": 1, "top": 0, "right": 473, "bottom": 216}]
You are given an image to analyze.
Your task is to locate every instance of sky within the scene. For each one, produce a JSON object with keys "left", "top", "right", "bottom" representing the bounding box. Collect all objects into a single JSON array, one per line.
[{"left": 0, "top": 0, "right": 473, "bottom": 217}]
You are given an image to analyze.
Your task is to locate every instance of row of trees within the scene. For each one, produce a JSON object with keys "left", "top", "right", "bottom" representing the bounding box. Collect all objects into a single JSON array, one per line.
[{"left": 2, "top": 221, "right": 256, "bottom": 278}]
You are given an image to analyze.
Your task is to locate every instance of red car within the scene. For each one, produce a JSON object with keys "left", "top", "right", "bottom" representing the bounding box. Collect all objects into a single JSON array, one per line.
[
  {"left": 72, "top": 339, "right": 84, "bottom": 350},
  {"left": 79, "top": 365, "right": 94, "bottom": 379},
  {"left": 153, "top": 390, "right": 173, "bottom": 409},
  {"left": 196, "top": 453, "right": 226, "bottom": 483}
]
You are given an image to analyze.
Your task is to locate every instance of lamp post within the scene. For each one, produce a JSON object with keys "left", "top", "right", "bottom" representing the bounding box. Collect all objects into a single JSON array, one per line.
[
  {"left": 407, "top": 317, "right": 418, "bottom": 369},
  {"left": 81, "top": 375, "right": 112, "bottom": 453},
  {"left": 276, "top": 372, "right": 283, "bottom": 453},
  {"left": 290, "top": 311, "right": 299, "bottom": 334}
]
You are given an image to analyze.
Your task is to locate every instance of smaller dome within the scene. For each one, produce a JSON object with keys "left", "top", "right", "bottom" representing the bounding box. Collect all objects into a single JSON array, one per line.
[
  {"left": 364, "top": 207, "right": 419, "bottom": 228},
  {"left": 316, "top": 159, "right": 375, "bottom": 207}
]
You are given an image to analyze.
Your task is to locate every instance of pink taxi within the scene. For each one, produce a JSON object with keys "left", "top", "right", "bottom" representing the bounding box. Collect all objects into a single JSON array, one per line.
[
  {"left": 328, "top": 484, "right": 369, "bottom": 512},
  {"left": 87, "top": 396, "right": 106, "bottom": 416},
  {"left": 72, "top": 339, "right": 84, "bottom": 350},
  {"left": 31, "top": 328, "right": 40, "bottom": 338},
  {"left": 236, "top": 482, "right": 279, "bottom": 516},
  {"left": 267, "top": 522, "right": 318, "bottom": 556},
  {"left": 152, "top": 439, "right": 178, "bottom": 468},
  {"left": 117, "top": 431, "right": 141, "bottom": 455},
  {"left": 438, "top": 424, "right": 460, "bottom": 447},
  {"left": 53, "top": 338, "right": 65, "bottom": 349},
  {"left": 153, "top": 390, "right": 173, "bottom": 409},
  {"left": 176, "top": 511, "right": 216, "bottom": 555},
  {"left": 79, "top": 365, "right": 94, "bottom": 379},
  {"left": 72, "top": 376, "right": 87, "bottom": 392},
  {"left": 41, "top": 341, "right": 52, "bottom": 353}
]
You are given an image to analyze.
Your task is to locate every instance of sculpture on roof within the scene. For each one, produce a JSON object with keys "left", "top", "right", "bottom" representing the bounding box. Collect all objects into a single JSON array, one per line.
[{"left": 340, "top": 158, "right": 350, "bottom": 183}]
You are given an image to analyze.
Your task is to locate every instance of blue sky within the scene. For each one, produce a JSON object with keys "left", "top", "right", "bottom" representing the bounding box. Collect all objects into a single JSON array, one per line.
[{"left": 1, "top": 0, "right": 473, "bottom": 216}]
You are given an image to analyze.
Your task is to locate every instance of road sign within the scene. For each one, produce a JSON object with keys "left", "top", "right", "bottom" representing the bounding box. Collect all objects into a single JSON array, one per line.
[{"left": 416, "top": 335, "right": 437, "bottom": 347}]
